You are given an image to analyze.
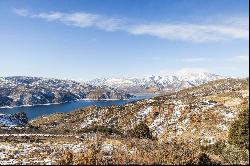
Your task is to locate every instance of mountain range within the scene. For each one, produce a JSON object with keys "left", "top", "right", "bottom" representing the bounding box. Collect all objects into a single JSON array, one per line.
[
  {"left": 0, "top": 72, "right": 224, "bottom": 107},
  {"left": 0, "top": 76, "right": 133, "bottom": 107},
  {"left": 86, "top": 72, "right": 224, "bottom": 94}
]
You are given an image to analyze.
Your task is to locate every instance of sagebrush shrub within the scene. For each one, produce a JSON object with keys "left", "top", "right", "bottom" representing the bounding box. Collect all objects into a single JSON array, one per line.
[{"left": 228, "top": 108, "right": 249, "bottom": 149}]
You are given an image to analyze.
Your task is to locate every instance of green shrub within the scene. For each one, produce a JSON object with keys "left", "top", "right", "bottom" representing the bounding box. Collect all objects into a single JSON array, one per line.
[
  {"left": 228, "top": 108, "right": 249, "bottom": 149},
  {"left": 219, "top": 144, "right": 249, "bottom": 165},
  {"left": 131, "top": 121, "right": 153, "bottom": 139}
]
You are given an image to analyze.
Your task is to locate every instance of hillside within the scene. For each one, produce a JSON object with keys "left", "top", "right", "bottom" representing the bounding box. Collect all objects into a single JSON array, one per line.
[{"left": 0, "top": 76, "right": 133, "bottom": 107}]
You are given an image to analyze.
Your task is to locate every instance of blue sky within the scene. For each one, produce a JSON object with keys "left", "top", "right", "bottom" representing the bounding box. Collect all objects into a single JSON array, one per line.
[{"left": 0, "top": 0, "right": 249, "bottom": 80}]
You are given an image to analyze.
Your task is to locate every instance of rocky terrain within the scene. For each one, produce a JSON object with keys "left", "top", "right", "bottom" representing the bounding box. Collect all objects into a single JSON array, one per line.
[
  {"left": 0, "top": 112, "right": 28, "bottom": 127},
  {"left": 0, "top": 76, "right": 133, "bottom": 107},
  {"left": 0, "top": 78, "right": 248, "bottom": 165},
  {"left": 86, "top": 72, "right": 223, "bottom": 94}
]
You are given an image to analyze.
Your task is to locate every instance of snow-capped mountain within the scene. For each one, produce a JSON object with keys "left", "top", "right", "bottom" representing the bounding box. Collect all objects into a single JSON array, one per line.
[
  {"left": 0, "top": 76, "right": 133, "bottom": 107},
  {"left": 86, "top": 72, "right": 224, "bottom": 94},
  {"left": 0, "top": 73, "right": 224, "bottom": 107}
]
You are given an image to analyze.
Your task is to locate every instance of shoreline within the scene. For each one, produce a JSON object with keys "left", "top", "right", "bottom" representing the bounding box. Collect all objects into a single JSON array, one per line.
[{"left": 0, "top": 98, "right": 132, "bottom": 109}]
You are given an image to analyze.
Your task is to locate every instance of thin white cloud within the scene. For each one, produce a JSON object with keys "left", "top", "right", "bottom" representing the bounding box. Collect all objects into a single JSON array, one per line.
[
  {"left": 13, "top": 10, "right": 123, "bottom": 31},
  {"left": 33, "top": 12, "right": 123, "bottom": 31},
  {"left": 33, "top": 12, "right": 64, "bottom": 21},
  {"left": 181, "top": 58, "right": 210, "bottom": 62},
  {"left": 229, "top": 55, "right": 249, "bottom": 62},
  {"left": 128, "top": 22, "right": 249, "bottom": 42},
  {"left": 12, "top": 8, "right": 29, "bottom": 16},
  {"left": 235, "top": 55, "right": 249, "bottom": 61},
  {"left": 13, "top": 8, "right": 249, "bottom": 42}
]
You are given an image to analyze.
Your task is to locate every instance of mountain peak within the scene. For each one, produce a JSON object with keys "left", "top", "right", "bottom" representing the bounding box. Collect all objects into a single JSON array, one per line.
[{"left": 87, "top": 72, "right": 225, "bottom": 94}]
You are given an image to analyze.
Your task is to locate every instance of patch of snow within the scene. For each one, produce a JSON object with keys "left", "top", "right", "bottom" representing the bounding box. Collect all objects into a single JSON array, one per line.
[
  {"left": 221, "top": 112, "right": 235, "bottom": 121},
  {"left": 134, "top": 106, "right": 153, "bottom": 124},
  {"left": 149, "top": 114, "right": 166, "bottom": 136},
  {"left": 240, "top": 90, "right": 249, "bottom": 98},
  {"left": 101, "top": 144, "right": 114, "bottom": 155},
  {"left": 224, "top": 98, "right": 242, "bottom": 107},
  {"left": 217, "top": 123, "right": 228, "bottom": 131}
]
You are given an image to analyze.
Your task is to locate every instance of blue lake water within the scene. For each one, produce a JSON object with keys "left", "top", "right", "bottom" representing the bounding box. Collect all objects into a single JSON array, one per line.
[{"left": 0, "top": 95, "right": 153, "bottom": 120}]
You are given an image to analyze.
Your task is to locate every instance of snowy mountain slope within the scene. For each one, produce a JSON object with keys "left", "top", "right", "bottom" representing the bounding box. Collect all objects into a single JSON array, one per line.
[
  {"left": 0, "top": 76, "right": 133, "bottom": 107},
  {"left": 0, "top": 112, "right": 28, "bottom": 127},
  {"left": 86, "top": 72, "right": 224, "bottom": 94},
  {"left": 0, "top": 73, "right": 224, "bottom": 107}
]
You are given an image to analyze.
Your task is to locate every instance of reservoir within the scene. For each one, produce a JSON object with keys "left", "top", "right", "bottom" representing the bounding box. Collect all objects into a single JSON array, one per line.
[{"left": 0, "top": 95, "right": 153, "bottom": 120}]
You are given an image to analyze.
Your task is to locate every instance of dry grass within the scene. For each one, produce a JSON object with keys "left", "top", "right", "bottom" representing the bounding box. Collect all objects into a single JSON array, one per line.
[{"left": 50, "top": 136, "right": 248, "bottom": 165}]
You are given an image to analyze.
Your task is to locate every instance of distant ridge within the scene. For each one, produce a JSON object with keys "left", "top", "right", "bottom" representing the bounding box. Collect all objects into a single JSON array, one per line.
[
  {"left": 86, "top": 72, "right": 225, "bottom": 94},
  {"left": 0, "top": 76, "right": 133, "bottom": 107}
]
